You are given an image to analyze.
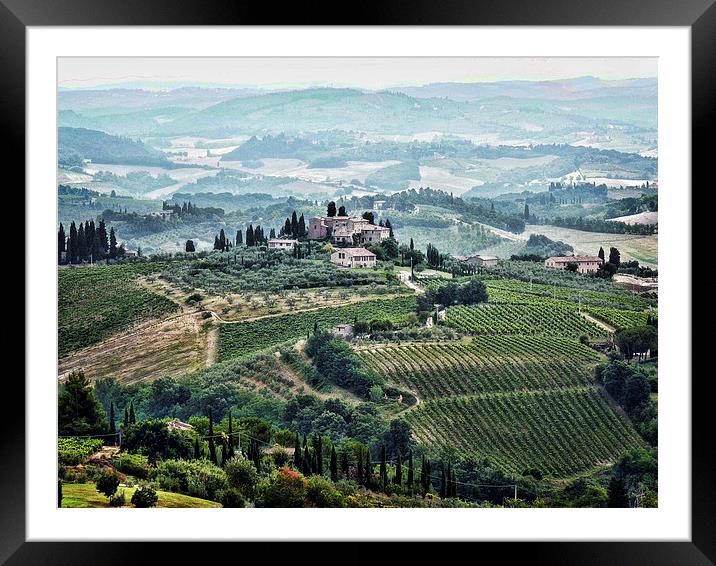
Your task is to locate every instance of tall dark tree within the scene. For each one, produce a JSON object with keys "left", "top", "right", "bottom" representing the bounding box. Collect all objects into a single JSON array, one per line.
[
  {"left": 108, "top": 402, "right": 116, "bottom": 446},
  {"left": 608, "top": 247, "right": 621, "bottom": 267},
  {"left": 394, "top": 450, "right": 402, "bottom": 485},
  {"left": 185, "top": 240, "right": 196, "bottom": 252},
  {"left": 77, "top": 222, "right": 88, "bottom": 262},
  {"left": 294, "top": 432, "right": 302, "bottom": 469},
  {"left": 598, "top": 246, "right": 605, "bottom": 263},
  {"left": 98, "top": 219, "right": 109, "bottom": 256},
  {"left": 291, "top": 211, "right": 299, "bottom": 237},
  {"left": 68, "top": 221, "right": 78, "bottom": 263},
  {"left": 298, "top": 213, "right": 306, "bottom": 237},
  {"left": 409, "top": 238, "right": 414, "bottom": 251},
  {"left": 380, "top": 445, "right": 387, "bottom": 492},
  {"left": 128, "top": 401, "right": 136, "bottom": 424},
  {"left": 123, "top": 406, "right": 129, "bottom": 428},
  {"left": 338, "top": 205, "right": 347, "bottom": 217},
  {"left": 246, "top": 224, "right": 254, "bottom": 247},
  {"left": 219, "top": 229, "right": 227, "bottom": 251},
  {"left": 236, "top": 230, "right": 243, "bottom": 246},
  {"left": 58, "top": 223, "right": 66, "bottom": 263},
  {"left": 523, "top": 203, "right": 530, "bottom": 219},
  {"left": 194, "top": 437, "right": 201, "bottom": 459},
  {"left": 108, "top": 227, "right": 117, "bottom": 259},
  {"left": 364, "top": 448, "right": 372, "bottom": 487},
  {"left": 361, "top": 211, "right": 374, "bottom": 224},
  {"left": 283, "top": 218, "right": 292, "bottom": 236},
  {"left": 327, "top": 201, "right": 337, "bottom": 217},
  {"left": 330, "top": 446, "right": 338, "bottom": 481},
  {"left": 208, "top": 407, "right": 217, "bottom": 465},
  {"left": 384, "top": 218, "right": 394, "bottom": 238},
  {"left": 407, "top": 450, "right": 414, "bottom": 492}
]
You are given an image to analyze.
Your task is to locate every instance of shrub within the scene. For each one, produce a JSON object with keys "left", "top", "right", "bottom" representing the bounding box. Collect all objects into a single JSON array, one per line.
[
  {"left": 217, "top": 487, "right": 246, "bottom": 508},
  {"left": 306, "top": 476, "right": 345, "bottom": 508},
  {"left": 131, "top": 484, "right": 159, "bottom": 508},
  {"left": 152, "top": 458, "right": 227, "bottom": 501},
  {"left": 95, "top": 471, "right": 120, "bottom": 499},
  {"left": 271, "top": 447, "right": 291, "bottom": 468},
  {"left": 257, "top": 467, "right": 308, "bottom": 508},
  {"left": 109, "top": 490, "right": 126, "bottom": 507},
  {"left": 111, "top": 452, "right": 149, "bottom": 479}
]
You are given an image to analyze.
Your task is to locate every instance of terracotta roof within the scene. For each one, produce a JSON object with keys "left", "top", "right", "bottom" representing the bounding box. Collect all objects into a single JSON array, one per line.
[
  {"left": 334, "top": 247, "right": 376, "bottom": 257},
  {"left": 547, "top": 256, "right": 602, "bottom": 263}
]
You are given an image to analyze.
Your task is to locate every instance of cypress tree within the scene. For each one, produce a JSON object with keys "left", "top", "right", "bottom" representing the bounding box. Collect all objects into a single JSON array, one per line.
[
  {"left": 128, "top": 401, "right": 136, "bottom": 424},
  {"left": 108, "top": 227, "right": 117, "bottom": 259},
  {"left": 194, "top": 437, "right": 201, "bottom": 459},
  {"left": 291, "top": 211, "right": 298, "bottom": 237},
  {"left": 58, "top": 223, "right": 66, "bottom": 263},
  {"left": 69, "top": 221, "right": 78, "bottom": 263},
  {"left": 327, "top": 201, "right": 336, "bottom": 217},
  {"left": 365, "top": 449, "right": 372, "bottom": 488},
  {"left": 77, "top": 223, "right": 88, "bottom": 262},
  {"left": 284, "top": 218, "right": 291, "bottom": 236},
  {"left": 246, "top": 224, "right": 254, "bottom": 246},
  {"left": 380, "top": 445, "right": 387, "bottom": 492},
  {"left": 330, "top": 446, "right": 338, "bottom": 481},
  {"left": 219, "top": 229, "right": 226, "bottom": 251},
  {"left": 298, "top": 213, "right": 306, "bottom": 237},
  {"left": 123, "top": 406, "right": 129, "bottom": 428},
  {"left": 294, "top": 432, "right": 302, "bottom": 469},
  {"left": 338, "top": 205, "right": 346, "bottom": 216},
  {"left": 385, "top": 218, "right": 393, "bottom": 238},
  {"left": 410, "top": 238, "right": 414, "bottom": 251},
  {"left": 598, "top": 246, "right": 605, "bottom": 263},
  {"left": 357, "top": 448, "right": 364, "bottom": 485},
  {"left": 394, "top": 450, "right": 402, "bottom": 485},
  {"left": 407, "top": 450, "right": 414, "bottom": 492},
  {"left": 208, "top": 407, "right": 217, "bottom": 465},
  {"left": 341, "top": 450, "right": 349, "bottom": 479},
  {"left": 236, "top": 230, "right": 243, "bottom": 245},
  {"left": 108, "top": 402, "right": 116, "bottom": 446}
]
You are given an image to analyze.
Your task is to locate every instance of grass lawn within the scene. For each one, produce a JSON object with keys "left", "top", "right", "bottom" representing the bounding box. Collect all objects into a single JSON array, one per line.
[{"left": 60, "top": 483, "right": 221, "bottom": 508}]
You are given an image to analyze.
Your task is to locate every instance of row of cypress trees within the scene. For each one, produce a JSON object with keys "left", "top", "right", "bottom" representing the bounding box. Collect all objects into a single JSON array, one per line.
[{"left": 58, "top": 219, "right": 121, "bottom": 264}]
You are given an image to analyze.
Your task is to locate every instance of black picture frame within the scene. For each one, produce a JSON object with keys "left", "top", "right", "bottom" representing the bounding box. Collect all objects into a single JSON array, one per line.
[{"left": 3, "top": 0, "right": 708, "bottom": 562}]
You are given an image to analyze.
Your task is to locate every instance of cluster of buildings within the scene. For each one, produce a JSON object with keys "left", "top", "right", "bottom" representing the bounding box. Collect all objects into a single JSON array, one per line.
[{"left": 308, "top": 215, "right": 390, "bottom": 246}]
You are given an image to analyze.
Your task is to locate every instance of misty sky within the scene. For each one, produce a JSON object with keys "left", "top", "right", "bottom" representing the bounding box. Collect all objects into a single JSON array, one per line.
[{"left": 58, "top": 57, "right": 657, "bottom": 90}]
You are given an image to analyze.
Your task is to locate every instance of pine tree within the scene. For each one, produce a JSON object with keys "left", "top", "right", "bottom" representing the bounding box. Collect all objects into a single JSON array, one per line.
[
  {"left": 330, "top": 446, "right": 338, "bottom": 481},
  {"left": 208, "top": 407, "right": 217, "bottom": 465},
  {"left": 128, "top": 401, "right": 136, "bottom": 424}
]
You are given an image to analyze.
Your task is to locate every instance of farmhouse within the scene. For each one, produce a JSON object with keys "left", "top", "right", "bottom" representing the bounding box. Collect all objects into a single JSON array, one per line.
[
  {"left": 167, "top": 419, "right": 193, "bottom": 432},
  {"left": 308, "top": 215, "right": 390, "bottom": 245},
  {"left": 333, "top": 324, "right": 353, "bottom": 337},
  {"left": 545, "top": 255, "right": 603, "bottom": 274},
  {"left": 330, "top": 247, "right": 376, "bottom": 268},
  {"left": 467, "top": 255, "right": 499, "bottom": 267},
  {"left": 268, "top": 238, "right": 298, "bottom": 250}
]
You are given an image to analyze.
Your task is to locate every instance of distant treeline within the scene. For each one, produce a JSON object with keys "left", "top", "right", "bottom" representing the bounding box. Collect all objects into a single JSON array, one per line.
[{"left": 58, "top": 219, "right": 124, "bottom": 264}]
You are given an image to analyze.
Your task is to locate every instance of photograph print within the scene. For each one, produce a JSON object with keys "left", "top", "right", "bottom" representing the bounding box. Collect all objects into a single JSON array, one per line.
[{"left": 57, "top": 56, "right": 658, "bottom": 510}]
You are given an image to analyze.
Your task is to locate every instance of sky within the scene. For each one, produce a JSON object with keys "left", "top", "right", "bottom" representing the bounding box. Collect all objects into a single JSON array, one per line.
[{"left": 58, "top": 57, "right": 657, "bottom": 90}]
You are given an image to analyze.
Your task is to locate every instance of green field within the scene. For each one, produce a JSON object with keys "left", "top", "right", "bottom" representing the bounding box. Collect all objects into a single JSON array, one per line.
[
  {"left": 58, "top": 263, "right": 179, "bottom": 357},
  {"left": 358, "top": 336, "right": 603, "bottom": 399},
  {"left": 218, "top": 296, "right": 418, "bottom": 361},
  {"left": 403, "top": 388, "right": 643, "bottom": 477},
  {"left": 60, "top": 483, "right": 221, "bottom": 508},
  {"left": 446, "top": 304, "right": 607, "bottom": 338}
]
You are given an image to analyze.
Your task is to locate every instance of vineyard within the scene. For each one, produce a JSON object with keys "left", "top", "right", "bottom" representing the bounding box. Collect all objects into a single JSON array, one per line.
[
  {"left": 446, "top": 304, "right": 608, "bottom": 338},
  {"left": 582, "top": 307, "right": 653, "bottom": 331},
  {"left": 483, "top": 279, "right": 652, "bottom": 310},
  {"left": 58, "top": 263, "right": 179, "bottom": 357},
  {"left": 58, "top": 437, "right": 104, "bottom": 466},
  {"left": 218, "top": 296, "right": 418, "bottom": 361},
  {"left": 403, "top": 388, "right": 643, "bottom": 476},
  {"left": 357, "top": 336, "right": 603, "bottom": 399}
]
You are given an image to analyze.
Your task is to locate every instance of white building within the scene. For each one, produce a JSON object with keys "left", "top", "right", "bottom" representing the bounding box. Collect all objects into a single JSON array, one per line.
[
  {"left": 545, "top": 255, "right": 603, "bottom": 274},
  {"left": 467, "top": 255, "right": 499, "bottom": 267},
  {"left": 268, "top": 238, "right": 298, "bottom": 250},
  {"left": 330, "top": 247, "right": 377, "bottom": 268},
  {"left": 360, "top": 225, "right": 391, "bottom": 245}
]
